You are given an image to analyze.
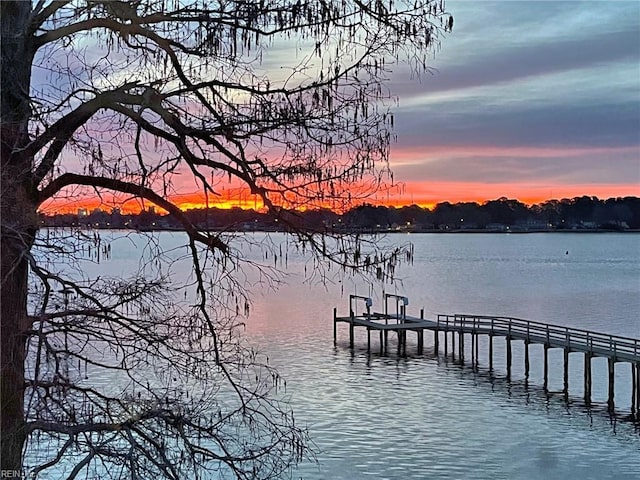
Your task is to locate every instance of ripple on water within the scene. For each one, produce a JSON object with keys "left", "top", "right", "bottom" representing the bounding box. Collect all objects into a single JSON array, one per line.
[{"left": 259, "top": 332, "right": 640, "bottom": 480}]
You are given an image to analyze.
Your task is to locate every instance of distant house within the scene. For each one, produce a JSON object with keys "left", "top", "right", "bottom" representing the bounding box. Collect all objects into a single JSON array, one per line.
[
  {"left": 515, "top": 218, "right": 550, "bottom": 231},
  {"left": 579, "top": 221, "right": 598, "bottom": 229},
  {"left": 486, "top": 223, "right": 508, "bottom": 232}
]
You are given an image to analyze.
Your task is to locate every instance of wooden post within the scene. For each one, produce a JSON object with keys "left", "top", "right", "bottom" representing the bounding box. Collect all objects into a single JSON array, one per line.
[
  {"left": 635, "top": 362, "right": 640, "bottom": 418},
  {"left": 434, "top": 312, "right": 440, "bottom": 353},
  {"left": 584, "top": 353, "right": 592, "bottom": 406},
  {"left": 475, "top": 332, "right": 479, "bottom": 369},
  {"left": 367, "top": 328, "right": 371, "bottom": 352},
  {"left": 451, "top": 329, "right": 455, "bottom": 359},
  {"left": 506, "top": 337, "right": 512, "bottom": 379},
  {"left": 401, "top": 330, "right": 407, "bottom": 356},
  {"left": 403, "top": 330, "right": 407, "bottom": 356},
  {"left": 563, "top": 348, "right": 570, "bottom": 396},
  {"left": 524, "top": 341, "right": 530, "bottom": 378},
  {"left": 636, "top": 362, "right": 640, "bottom": 418},
  {"left": 444, "top": 328, "right": 448, "bottom": 356},
  {"left": 459, "top": 330, "right": 464, "bottom": 360},
  {"left": 379, "top": 330, "right": 384, "bottom": 355},
  {"left": 349, "top": 317, "right": 353, "bottom": 350},
  {"left": 419, "top": 309, "right": 424, "bottom": 354},
  {"left": 543, "top": 344, "right": 549, "bottom": 390},
  {"left": 333, "top": 307, "right": 337, "bottom": 344},
  {"left": 608, "top": 358, "right": 615, "bottom": 411},
  {"left": 506, "top": 322, "right": 512, "bottom": 379},
  {"left": 470, "top": 332, "right": 475, "bottom": 367},
  {"left": 488, "top": 334, "right": 493, "bottom": 371},
  {"left": 631, "top": 363, "right": 636, "bottom": 415}
]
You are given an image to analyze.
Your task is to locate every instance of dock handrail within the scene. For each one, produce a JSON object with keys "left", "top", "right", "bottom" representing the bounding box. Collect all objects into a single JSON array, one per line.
[{"left": 436, "top": 313, "right": 639, "bottom": 361}]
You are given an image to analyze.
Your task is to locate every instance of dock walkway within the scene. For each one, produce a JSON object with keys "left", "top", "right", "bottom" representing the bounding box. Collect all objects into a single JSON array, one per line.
[{"left": 334, "top": 294, "right": 640, "bottom": 414}]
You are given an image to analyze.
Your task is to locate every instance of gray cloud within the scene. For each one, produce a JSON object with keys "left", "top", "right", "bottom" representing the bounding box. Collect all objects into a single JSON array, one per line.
[
  {"left": 391, "top": 27, "right": 640, "bottom": 100},
  {"left": 395, "top": 99, "right": 640, "bottom": 149}
]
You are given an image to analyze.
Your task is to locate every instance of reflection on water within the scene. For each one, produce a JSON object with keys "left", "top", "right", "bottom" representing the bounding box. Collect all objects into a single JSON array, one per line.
[
  {"left": 34, "top": 231, "right": 640, "bottom": 479},
  {"left": 243, "top": 233, "right": 640, "bottom": 480},
  {"left": 255, "top": 330, "right": 640, "bottom": 480}
]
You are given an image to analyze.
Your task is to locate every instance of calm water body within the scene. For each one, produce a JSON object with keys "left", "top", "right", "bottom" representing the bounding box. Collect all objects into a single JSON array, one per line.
[
  {"left": 241, "top": 232, "right": 640, "bottom": 480},
  {"left": 45, "top": 232, "right": 640, "bottom": 479}
]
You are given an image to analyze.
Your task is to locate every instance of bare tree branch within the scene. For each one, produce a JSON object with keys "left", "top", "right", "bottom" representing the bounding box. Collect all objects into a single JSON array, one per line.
[
  {"left": 37, "top": 173, "right": 228, "bottom": 253},
  {"left": 3, "top": 1, "right": 450, "bottom": 477}
]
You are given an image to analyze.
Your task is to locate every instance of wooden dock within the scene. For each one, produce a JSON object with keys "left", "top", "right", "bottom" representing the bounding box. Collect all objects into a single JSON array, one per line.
[{"left": 334, "top": 294, "right": 640, "bottom": 415}]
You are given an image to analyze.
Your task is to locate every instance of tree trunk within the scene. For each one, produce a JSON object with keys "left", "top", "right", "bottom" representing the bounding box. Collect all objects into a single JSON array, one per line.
[
  {"left": 0, "top": 229, "right": 32, "bottom": 473},
  {"left": 1, "top": 1, "right": 36, "bottom": 472}
]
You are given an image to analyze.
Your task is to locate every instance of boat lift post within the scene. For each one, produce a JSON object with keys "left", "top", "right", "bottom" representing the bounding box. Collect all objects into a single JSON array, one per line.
[
  {"left": 384, "top": 293, "right": 409, "bottom": 324},
  {"left": 384, "top": 294, "right": 409, "bottom": 355},
  {"left": 349, "top": 294, "right": 373, "bottom": 319},
  {"left": 348, "top": 295, "right": 373, "bottom": 349}
]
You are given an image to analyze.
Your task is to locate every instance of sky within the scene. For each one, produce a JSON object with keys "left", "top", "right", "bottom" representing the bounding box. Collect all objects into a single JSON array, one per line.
[
  {"left": 382, "top": 0, "right": 640, "bottom": 206},
  {"left": 39, "top": 0, "right": 640, "bottom": 214}
]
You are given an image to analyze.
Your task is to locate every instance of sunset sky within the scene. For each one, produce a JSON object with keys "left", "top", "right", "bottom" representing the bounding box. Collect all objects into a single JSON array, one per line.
[
  {"left": 41, "top": 0, "right": 639, "bottom": 214},
  {"left": 384, "top": 0, "right": 640, "bottom": 206}
]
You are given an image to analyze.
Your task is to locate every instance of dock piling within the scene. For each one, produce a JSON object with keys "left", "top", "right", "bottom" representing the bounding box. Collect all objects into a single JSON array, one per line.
[
  {"left": 584, "top": 353, "right": 592, "bottom": 405},
  {"left": 452, "top": 324, "right": 456, "bottom": 358},
  {"left": 506, "top": 338, "right": 512, "bottom": 379},
  {"left": 635, "top": 362, "right": 640, "bottom": 417},
  {"left": 563, "top": 348, "right": 570, "bottom": 396},
  {"left": 474, "top": 332, "right": 479, "bottom": 369},
  {"left": 608, "top": 358, "right": 615, "bottom": 410},
  {"left": 444, "top": 328, "right": 448, "bottom": 356},
  {"left": 489, "top": 334, "right": 493, "bottom": 371},
  {"left": 349, "top": 310, "right": 354, "bottom": 350},
  {"left": 543, "top": 344, "right": 549, "bottom": 390}
]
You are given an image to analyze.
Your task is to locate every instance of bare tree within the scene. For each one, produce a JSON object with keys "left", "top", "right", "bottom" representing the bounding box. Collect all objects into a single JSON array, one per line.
[{"left": 1, "top": 1, "right": 451, "bottom": 478}]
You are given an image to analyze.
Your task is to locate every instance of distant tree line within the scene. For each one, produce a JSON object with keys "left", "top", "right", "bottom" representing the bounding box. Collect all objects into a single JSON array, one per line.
[{"left": 42, "top": 196, "right": 640, "bottom": 232}]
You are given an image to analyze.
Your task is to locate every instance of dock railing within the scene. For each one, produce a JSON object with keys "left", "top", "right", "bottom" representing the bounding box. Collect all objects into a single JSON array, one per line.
[{"left": 436, "top": 314, "right": 639, "bottom": 362}]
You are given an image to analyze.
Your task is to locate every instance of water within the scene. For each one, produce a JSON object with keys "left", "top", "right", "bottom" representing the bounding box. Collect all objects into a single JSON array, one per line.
[
  {"left": 241, "top": 232, "right": 640, "bottom": 479},
  {"left": 34, "top": 231, "right": 640, "bottom": 478}
]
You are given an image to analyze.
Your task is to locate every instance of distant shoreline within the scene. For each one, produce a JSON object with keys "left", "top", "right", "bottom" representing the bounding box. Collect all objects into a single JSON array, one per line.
[{"left": 40, "top": 226, "right": 640, "bottom": 234}]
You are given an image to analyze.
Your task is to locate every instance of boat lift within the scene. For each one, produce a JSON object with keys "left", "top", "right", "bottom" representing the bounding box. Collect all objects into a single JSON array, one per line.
[{"left": 384, "top": 293, "right": 408, "bottom": 324}]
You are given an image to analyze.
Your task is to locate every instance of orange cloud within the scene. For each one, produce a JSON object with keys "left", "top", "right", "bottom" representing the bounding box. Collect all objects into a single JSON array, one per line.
[
  {"left": 390, "top": 181, "right": 640, "bottom": 209},
  {"left": 40, "top": 180, "right": 639, "bottom": 215}
]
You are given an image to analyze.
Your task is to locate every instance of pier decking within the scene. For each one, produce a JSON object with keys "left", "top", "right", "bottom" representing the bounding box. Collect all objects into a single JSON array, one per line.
[{"left": 334, "top": 294, "right": 640, "bottom": 415}]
